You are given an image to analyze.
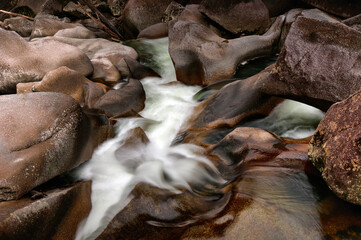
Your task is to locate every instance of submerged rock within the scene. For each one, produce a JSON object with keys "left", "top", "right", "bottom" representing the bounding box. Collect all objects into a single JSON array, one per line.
[
  {"left": 262, "top": 17, "right": 361, "bottom": 112},
  {"left": 309, "top": 90, "right": 361, "bottom": 205},
  {"left": 0, "top": 92, "right": 107, "bottom": 200},
  {"left": 199, "top": 0, "right": 271, "bottom": 35},
  {"left": 0, "top": 29, "right": 93, "bottom": 94},
  {"left": 0, "top": 181, "right": 92, "bottom": 240}
]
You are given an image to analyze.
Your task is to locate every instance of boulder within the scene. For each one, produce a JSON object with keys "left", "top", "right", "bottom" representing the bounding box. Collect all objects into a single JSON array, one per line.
[
  {"left": 3, "top": 17, "right": 34, "bottom": 37},
  {"left": 93, "top": 79, "right": 146, "bottom": 118},
  {"left": 0, "top": 92, "right": 107, "bottom": 200},
  {"left": 36, "top": 36, "right": 138, "bottom": 80},
  {"left": 91, "top": 58, "right": 122, "bottom": 84},
  {"left": 343, "top": 13, "right": 361, "bottom": 32},
  {"left": 0, "top": 29, "right": 93, "bottom": 94},
  {"left": 162, "top": 1, "right": 184, "bottom": 23},
  {"left": 124, "top": 56, "right": 161, "bottom": 80},
  {"left": 54, "top": 25, "right": 97, "bottom": 39},
  {"left": 122, "top": 0, "right": 173, "bottom": 38},
  {"left": 309, "top": 90, "right": 361, "bottom": 205},
  {"left": 137, "top": 22, "right": 169, "bottom": 39},
  {"left": 16, "top": 67, "right": 106, "bottom": 108},
  {"left": 198, "top": 0, "right": 271, "bottom": 35},
  {"left": 299, "top": 0, "right": 361, "bottom": 18},
  {"left": 30, "top": 18, "right": 81, "bottom": 39},
  {"left": 168, "top": 15, "right": 284, "bottom": 85},
  {"left": 262, "top": 0, "right": 306, "bottom": 17},
  {"left": 0, "top": 181, "right": 91, "bottom": 240},
  {"left": 178, "top": 68, "right": 283, "bottom": 146},
  {"left": 262, "top": 17, "right": 361, "bottom": 112}
]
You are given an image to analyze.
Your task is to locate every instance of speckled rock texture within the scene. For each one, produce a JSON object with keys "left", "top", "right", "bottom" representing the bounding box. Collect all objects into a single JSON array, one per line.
[
  {"left": 0, "top": 181, "right": 92, "bottom": 240},
  {"left": 0, "top": 93, "right": 99, "bottom": 200},
  {"left": 309, "top": 90, "right": 361, "bottom": 205}
]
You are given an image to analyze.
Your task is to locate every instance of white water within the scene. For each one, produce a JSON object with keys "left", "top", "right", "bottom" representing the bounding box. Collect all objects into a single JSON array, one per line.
[
  {"left": 243, "top": 100, "right": 324, "bottom": 139},
  {"left": 74, "top": 38, "right": 223, "bottom": 240}
]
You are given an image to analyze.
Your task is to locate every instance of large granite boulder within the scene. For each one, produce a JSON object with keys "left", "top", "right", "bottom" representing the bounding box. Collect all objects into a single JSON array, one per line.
[
  {"left": 122, "top": 0, "right": 173, "bottom": 38},
  {"left": 309, "top": 90, "right": 361, "bottom": 205},
  {"left": 93, "top": 79, "right": 146, "bottom": 118},
  {"left": 0, "top": 92, "right": 106, "bottom": 200},
  {"left": 262, "top": 17, "right": 361, "bottom": 112},
  {"left": 168, "top": 14, "right": 284, "bottom": 86},
  {"left": 0, "top": 29, "right": 93, "bottom": 94},
  {"left": 198, "top": 0, "right": 271, "bottom": 35},
  {"left": 0, "top": 181, "right": 91, "bottom": 240},
  {"left": 16, "top": 66, "right": 106, "bottom": 108}
]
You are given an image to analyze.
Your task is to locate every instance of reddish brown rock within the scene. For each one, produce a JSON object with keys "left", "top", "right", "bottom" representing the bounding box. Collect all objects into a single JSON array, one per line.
[
  {"left": 0, "top": 29, "right": 93, "bottom": 94},
  {"left": 124, "top": 56, "right": 161, "bottom": 80},
  {"left": 309, "top": 90, "right": 361, "bottom": 205},
  {"left": 93, "top": 79, "right": 146, "bottom": 118},
  {"left": 122, "top": 0, "right": 173, "bottom": 38},
  {"left": 17, "top": 66, "right": 106, "bottom": 108},
  {"left": 179, "top": 68, "right": 282, "bottom": 147},
  {"left": 168, "top": 15, "right": 284, "bottom": 86},
  {"left": 262, "top": 17, "right": 361, "bottom": 112},
  {"left": 199, "top": 0, "right": 271, "bottom": 35},
  {"left": 137, "top": 22, "right": 169, "bottom": 39},
  {"left": 0, "top": 181, "right": 92, "bottom": 240},
  {"left": 0, "top": 92, "right": 108, "bottom": 200},
  {"left": 299, "top": 0, "right": 361, "bottom": 18}
]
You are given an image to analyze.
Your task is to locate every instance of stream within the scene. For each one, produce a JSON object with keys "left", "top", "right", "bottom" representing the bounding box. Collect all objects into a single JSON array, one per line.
[{"left": 73, "top": 38, "right": 361, "bottom": 240}]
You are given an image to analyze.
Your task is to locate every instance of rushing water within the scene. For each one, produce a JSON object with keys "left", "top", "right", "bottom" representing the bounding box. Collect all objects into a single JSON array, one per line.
[
  {"left": 74, "top": 38, "right": 224, "bottom": 240},
  {"left": 72, "top": 37, "right": 360, "bottom": 240}
]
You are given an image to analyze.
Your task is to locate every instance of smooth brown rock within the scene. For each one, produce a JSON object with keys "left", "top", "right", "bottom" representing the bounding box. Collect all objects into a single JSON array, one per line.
[
  {"left": 137, "top": 22, "right": 169, "bottom": 39},
  {"left": 309, "top": 90, "right": 361, "bottom": 205},
  {"left": 199, "top": 0, "right": 271, "bottom": 34},
  {"left": 299, "top": 0, "right": 361, "bottom": 18},
  {"left": 122, "top": 0, "right": 173, "bottom": 38},
  {"left": 54, "top": 25, "right": 97, "bottom": 39},
  {"left": 124, "top": 56, "right": 161, "bottom": 80},
  {"left": 37, "top": 36, "right": 138, "bottom": 80},
  {"left": 0, "top": 29, "right": 93, "bottom": 94},
  {"left": 93, "top": 79, "right": 146, "bottom": 118},
  {"left": 3, "top": 17, "right": 34, "bottom": 37},
  {"left": 179, "top": 68, "right": 283, "bottom": 147},
  {"left": 262, "top": 17, "right": 361, "bottom": 112},
  {"left": 168, "top": 15, "right": 284, "bottom": 85},
  {"left": 16, "top": 66, "right": 106, "bottom": 108},
  {"left": 0, "top": 92, "right": 106, "bottom": 200},
  {"left": 0, "top": 181, "right": 92, "bottom": 240}
]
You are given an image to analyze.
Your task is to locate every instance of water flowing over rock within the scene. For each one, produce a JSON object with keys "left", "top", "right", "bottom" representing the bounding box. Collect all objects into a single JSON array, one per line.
[
  {"left": 199, "top": 0, "right": 271, "bottom": 35},
  {"left": 0, "top": 29, "right": 93, "bottom": 94},
  {"left": 0, "top": 181, "right": 92, "bottom": 240},
  {"left": 0, "top": 92, "right": 108, "bottom": 200},
  {"left": 309, "top": 90, "right": 361, "bottom": 205},
  {"left": 168, "top": 13, "right": 284, "bottom": 85},
  {"left": 262, "top": 17, "right": 361, "bottom": 112}
]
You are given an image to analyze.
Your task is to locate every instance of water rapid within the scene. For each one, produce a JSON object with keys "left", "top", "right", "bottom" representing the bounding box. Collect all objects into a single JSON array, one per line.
[{"left": 74, "top": 38, "right": 223, "bottom": 240}]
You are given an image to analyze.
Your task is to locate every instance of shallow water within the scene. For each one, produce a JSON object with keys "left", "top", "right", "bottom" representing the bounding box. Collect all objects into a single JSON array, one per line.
[{"left": 73, "top": 38, "right": 361, "bottom": 240}]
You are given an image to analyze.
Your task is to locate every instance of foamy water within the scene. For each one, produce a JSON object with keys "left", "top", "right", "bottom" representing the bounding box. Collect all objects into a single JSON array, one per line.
[{"left": 74, "top": 38, "right": 224, "bottom": 240}]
